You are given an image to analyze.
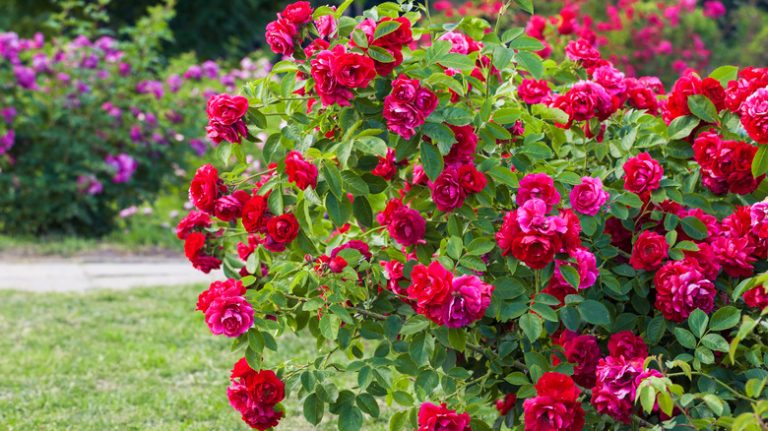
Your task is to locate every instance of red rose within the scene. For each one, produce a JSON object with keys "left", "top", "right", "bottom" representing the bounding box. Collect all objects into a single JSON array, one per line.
[
  {"left": 215, "top": 190, "right": 250, "bottom": 222},
  {"left": 517, "top": 173, "right": 561, "bottom": 210},
  {"left": 444, "top": 125, "right": 478, "bottom": 166},
  {"left": 629, "top": 230, "right": 668, "bottom": 271},
  {"left": 206, "top": 119, "right": 248, "bottom": 144},
  {"left": 176, "top": 210, "right": 211, "bottom": 240},
  {"left": 664, "top": 71, "right": 702, "bottom": 121},
  {"left": 311, "top": 46, "right": 355, "bottom": 107},
  {"left": 407, "top": 261, "right": 454, "bottom": 308},
  {"left": 741, "top": 88, "right": 768, "bottom": 144},
  {"left": 284, "top": 151, "right": 318, "bottom": 190},
  {"left": 184, "top": 231, "right": 206, "bottom": 260},
  {"left": 523, "top": 372, "right": 585, "bottom": 431},
  {"left": 386, "top": 202, "right": 426, "bottom": 247},
  {"left": 743, "top": 284, "right": 768, "bottom": 309},
  {"left": 608, "top": 330, "right": 648, "bottom": 360},
  {"left": 266, "top": 213, "right": 299, "bottom": 244},
  {"left": 241, "top": 195, "right": 269, "bottom": 233},
  {"left": 495, "top": 393, "right": 517, "bottom": 416},
  {"left": 457, "top": 164, "right": 487, "bottom": 194},
  {"left": 417, "top": 402, "right": 472, "bottom": 431},
  {"left": 281, "top": 1, "right": 313, "bottom": 24},
  {"left": 557, "top": 80, "right": 613, "bottom": 123},
  {"left": 372, "top": 147, "right": 398, "bottom": 180},
  {"left": 197, "top": 279, "right": 246, "bottom": 312},
  {"left": 375, "top": 17, "right": 413, "bottom": 48},
  {"left": 564, "top": 38, "right": 602, "bottom": 68},
  {"left": 206, "top": 93, "right": 248, "bottom": 126},
  {"left": 241, "top": 403, "right": 283, "bottom": 431},
  {"left": 701, "top": 77, "right": 726, "bottom": 111},
  {"left": 331, "top": 50, "right": 376, "bottom": 88},
  {"left": 265, "top": 18, "right": 297, "bottom": 56},
  {"left": 623, "top": 152, "right": 663, "bottom": 194},
  {"left": 654, "top": 260, "right": 716, "bottom": 322},
  {"left": 189, "top": 164, "right": 224, "bottom": 213},
  {"left": 248, "top": 369, "right": 285, "bottom": 405},
  {"left": 555, "top": 332, "right": 602, "bottom": 388},
  {"left": 518, "top": 78, "right": 551, "bottom": 104},
  {"left": 510, "top": 233, "right": 560, "bottom": 270},
  {"left": 430, "top": 166, "right": 466, "bottom": 212}
]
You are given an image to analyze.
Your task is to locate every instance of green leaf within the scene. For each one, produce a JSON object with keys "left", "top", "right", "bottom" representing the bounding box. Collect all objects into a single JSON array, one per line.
[
  {"left": 368, "top": 46, "right": 395, "bottom": 63},
  {"left": 422, "top": 123, "right": 456, "bottom": 150},
  {"left": 373, "top": 20, "right": 401, "bottom": 40},
  {"left": 400, "top": 317, "right": 430, "bottom": 335},
  {"left": 709, "top": 306, "right": 741, "bottom": 331},
  {"left": 519, "top": 313, "right": 543, "bottom": 341},
  {"left": 667, "top": 116, "right": 700, "bottom": 140},
  {"left": 351, "top": 28, "right": 369, "bottom": 48},
  {"left": 638, "top": 384, "right": 656, "bottom": 414},
  {"left": 687, "top": 94, "right": 719, "bottom": 124},
  {"left": 420, "top": 142, "right": 444, "bottom": 181},
  {"left": 703, "top": 394, "right": 724, "bottom": 416},
  {"left": 389, "top": 410, "right": 409, "bottom": 431},
  {"left": 322, "top": 161, "right": 344, "bottom": 200},
  {"left": 447, "top": 328, "right": 467, "bottom": 351},
  {"left": 320, "top": 314, "right": 341, "bottom": 340},
  {"left": 505, "top": 372, "right": 530, "bottom": 385},
  {"left": 326, "top": 192, "right": 352, "bottom": 226},
  {"left": 342, "top": 171, "right": 369, "bottom": 196},
  {"left": 617, "top": 193, "right": 644, "bottom": 208},
  {"left": 493, "top": 108, "right": 521, "bottom": 125},
  {"left": 514, "top": 0, "right": 534, "bottom": 13},
  {"left": 516, "top": 51, "right": 543, "bottom": 79},
  {"left": 680, "top": 216, "right": 708, "bottom": 240},
  {"left": 752, "top": 145, "right": 768, "bottom": 178},
  {"left": 531, "top": 303, "right": 558, "bottom": 322},
  {"left": 509, "top": 35, "right": 542, "bottom": 51},
  {"left": 267, "top": 189, "right": 284, "bottom": 216},
  {"left": 688, "top": 309, "right": 709, "bottom": 339},
  {"left": 438, "top": 54, "right": 476, "bottom": 71},
  {"left": 673, "top": 327, "right": 697, "bottom": 349},
  {"left": 646, "top": 315, "right": 666, "bottom": 344},
  {"left": 559, "top": 265, "right": 581, "bottom": 289},
  {"left": 339, "top": 405, "right": 364, "bottom": 431},
  {"left": 356, "top": 136, "right": 388, "bottom": 157},
  {"left": 447, "top": 236, "right": 463, "bottom": 260},
  {"left": 356, "top": 393, "right": 380, "bottom": 418},
  {"left": 303, "top": 393, "right": 324, "bottom": 425},
  {"left": 519, "top": 142, "right": 554, "bottom": 160},
  {"left": 441, "top": 107, "right": 473, "bottom": 126},
  {"left": 488, "top": 165, "right": 518, "bottom": 188},
  {"left": 701, "top": 333, "right": 729, "bottom": 352},
  {"left": 352, "top": 196, "right": 373, "bottom": 228},
  {"left": 578, "top": 300, "right": 610, "bottom": 325},
  {"left": 708, "top": 65, "right": 739, "bottom": 86}
]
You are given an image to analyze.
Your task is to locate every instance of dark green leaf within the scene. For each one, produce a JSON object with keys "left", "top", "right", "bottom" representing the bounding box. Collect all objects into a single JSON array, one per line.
[
  {"left": 578, "top": 300, "right": 610, "bottom": 325},
  {"left": 420, "top": 142, "right": 444, "bottom": 181},
  {"left": 687, "top": 94, "right": 718, "bottom": 124}
]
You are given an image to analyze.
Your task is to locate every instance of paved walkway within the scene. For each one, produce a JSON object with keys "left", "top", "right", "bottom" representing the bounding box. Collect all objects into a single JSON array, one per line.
[{"left": 0, "top": 260, "right": 219, "bottom": 292}]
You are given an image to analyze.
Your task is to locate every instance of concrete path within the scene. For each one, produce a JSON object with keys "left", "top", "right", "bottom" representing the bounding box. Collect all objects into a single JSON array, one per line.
[{"left": 0, "top": 260, "right": 219, "bottom": 292}]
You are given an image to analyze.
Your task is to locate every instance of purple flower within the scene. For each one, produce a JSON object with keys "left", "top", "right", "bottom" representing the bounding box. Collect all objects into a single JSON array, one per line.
[
  {"left": 105, "top": 153, "right": 138, "bottom": 183},
  {"left": 0, "top": 129, "right": 15, "bottom": 155},
  {"left": 167, "top": 74, "right": 182, "bottom": 92},
  {"left": 2, "top": 107, "right": 17, "bottom": 125},
  {"left": 75, "top": 80, "right": 90, "bottom": 94},
  {"left": 118, "top": 62, "right": 131, "bottom": 76},
  {"left": 136, "top": 80, "right": 164, "bottom": 99},
  {"left": 129, "top": 125, "right": 143, "bottom": 142},
  {"left": 189, "top": 138, "right": 208, "bottom": 156},
  {"left": 184, "top": 65, "right": 202, "bottom": 80},
  {"left": 101, "top": 102, "right": 122, "bottom": 119},
  {"left": 119, "top": 206, "right": 138, "bottom": 218},
  {"left": 0, "top": 32, "right": 21, "bottom": 63},
  {"left": 202, "top": 60, "right": 219, "bottom": 78},
  {"left": 14, "top": 66, "right": 37, "bottom": 89},
  {"left": 77, "top": 174, "right": 103, "bottom": 195},
  {"left": 31, "top": 53, "right": 51, "bottom": 73}
]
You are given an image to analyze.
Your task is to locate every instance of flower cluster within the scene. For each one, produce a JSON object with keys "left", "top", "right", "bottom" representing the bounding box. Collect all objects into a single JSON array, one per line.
[
  {"left": 197, "top": 279, "right": 254, "bottom": 338},
  {"left": 405, "top": 261, "right": 494, "bottom": 328},
  {"left": 227, "top": 358, "right": 285, "bottom": 430},
  {"left": 693, "top": 131, "right": 760, "bottom": 195},
  {"left": 206, "top": 93, "right": 249, "bottom": 144},
  {"left": 523, "top": 372, "right": 585, "bottom": 431}
]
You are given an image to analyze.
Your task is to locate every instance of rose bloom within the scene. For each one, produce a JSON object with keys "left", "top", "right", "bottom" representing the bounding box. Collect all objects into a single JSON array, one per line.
[
  {"left": 407, "top": 261, "right": 454, "bottom": 314},
  {"left": 629, "top": 230, "right": 668, "bottom": 271},
  {"left": 711, "top": 235, "right": 756, "bottom": 278},
  {"left": 206, "top": 93, "right": 248, "bottom": 126},
  {"left": 590, "top": 356, "right": 643, "bottom": 424},
  {"left": 311, "top": 46, "right": 355, "bottom": 107},
  {"left": 431, "top": 166, "right": 466, "bottom": 212},
  {"left": 285, "top": 150, "right": 318, "bottom": 189},
  {"left": 517, "top": 78, "right": 551, "bottom": 104},
  {"left": 565, "top": 38, "right": 602, "bottom": 67},
  {"left": 241, "top": 403, "right": 283, "bottom": 431},
  {"left": 206, "top": 119, "right": 248, "bottom": 144},
  {"left": 382, "top": 260, "right": 406, "bottom": 294},
  {"left": 554, "top": 246, "right": 598, "bottom": 289},
  {"left": 281, "top": 1, "right": 313, "bottom": 24},
  {"left": 417, "top": 402, "right": 472, "bottom": 431},
  {"left": 623, "top": 152, "right": 663, "bottom": 194},
  {"left": 741, "top": 87, "right": 768, "bottom": 144},
  {"left": 517, "top": 199, "right": 567, "bottom": 236},
  {"left": 555, "top": 332, "right": 602, "bottom": 388},
  {"left": 441, "top": 275, "right": 494, "bottom": 328},
  {"left": 189, "top": 164, "right": 224, "bottom": 213},
  {"left": 241, "top": 195, "right": 269, "bottom": 233},
  {"left": 457, "top": 164, "right": 487, "bottom": 194},
  {"left": 592, "top": 64, "right": 626, "bottom": 98},
  {"left": 444, "top": 125, "right": 478, "bottom": 166},
  {"left": 204, "top": 295, "right": 254, "bottom": 337},
  {"left": 608, "top": 330, "right": 648, "bottom": 360},
  {"left": 557, "top": 80, "right": 613, "bottom": 123},
  {"left": 743, "top": 285, "right": 768, "bottom": 309},
  {"left": 215, "top": 190, "right": 250, "bottom": 222},
  {"left": 331, "top": 50, "right": 376, "bottom": 88},
  {"left": 517, "top": 173, "right": 561, "bottom": 210},
  {"left": 248, "top": 369, "right": 285, "bottom": 405},
  {"left": 266, "top": 213, "right": 299, "bottom": 245},
  {"left": 438, "top": 31, "right": 479, "bottom": 55},
  {"left": 386, "top": 202, "right": 426, "bottom": 247},
  {"left": 383, "top": 75, "right": 437, "bottom": 139},
  {"left": 496, "top": 394, "right": 517, "bottom": 416},
  {"left": 654, "top": 259, "right": 716, "bottom": 322},
  {"left": 569, "top": 176, "right": 609, "bottom": 216},
  {"left": 372, "top": 147, "right": 398, "bottom": 180},
  {"left": 197, "top": 279, "right": 246, "bottom": 312},
  {"left": 265, "top": 18, "right": 297, "bottom": 56},
  {"left": 176, "top": 210, "right": 211, "bottom": 240},
  {"left": 523, "top": 372, "right": 585, "bottom": 431}
]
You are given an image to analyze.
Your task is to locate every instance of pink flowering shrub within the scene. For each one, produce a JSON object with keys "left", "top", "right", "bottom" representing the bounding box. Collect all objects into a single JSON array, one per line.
[
  {"left": 0, "top": 3, "right": 270, "bottom": 236},
  {"left": 181, "top": 1, "right": 768, "bottom": 430}
]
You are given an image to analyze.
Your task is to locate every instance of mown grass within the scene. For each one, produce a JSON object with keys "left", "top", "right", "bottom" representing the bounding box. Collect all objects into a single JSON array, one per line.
[{"left": 0, "top": 285, "right": 387, "bottom": 430}]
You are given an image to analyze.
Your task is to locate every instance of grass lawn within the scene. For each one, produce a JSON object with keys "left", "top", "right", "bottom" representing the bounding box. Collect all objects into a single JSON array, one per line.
[{"left": 0, "top": 285, "right": 388, "bottom": 430}]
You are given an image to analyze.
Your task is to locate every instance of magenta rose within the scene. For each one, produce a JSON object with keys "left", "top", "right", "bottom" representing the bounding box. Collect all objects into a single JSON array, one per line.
[
  {"left": 417, "top": 402, "right": 472, "bottom": 431},
  {"left": 204, "top": 295, "right": 255, "bottom": 337},
  {"left": 430, "top": 167, "right": 465, "bottom": 212},
  {"left": 569, "top": 176, "right": 609, "bottom": 216},
  {"left": 387, "top": 203, "right": 426, "bottom": 247},
  {"left": 265, "top": 18, "right": 297, "bottom": 56},
  {"left": 654, "top": 260, "right": 716, "bottom": 322},
  {"left": 311, "top": 46, "right": 355, "bottom": 107},
  {"left": 623, "top": 152, "right": 663, "bottom": 194},
  {"left": 517, "top": 173, "right": 561, "bottom": 210},
  {"left": 206, "top": 93, "right": 248, "bottom": 126},
  {"left": 517, "top": 78, "right": 551, "bottom": 104},
  {"left": 608, "top": 330, "right": 648, "bottom": 360},
  {"left": 442, "top": 275, "right": 494, "bottom": 328}
]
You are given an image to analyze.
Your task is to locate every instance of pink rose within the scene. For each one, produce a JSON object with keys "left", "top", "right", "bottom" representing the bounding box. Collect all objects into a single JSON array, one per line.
[
  {"left": 442, "top": 275, "right": 494, "bottom": 328},
  {"left": 430, "top": 167, "right": 465, "bottom": 212},
  {"left": 265, "top": 18, "right": 297, "bottom": 56},
  {"left": 205, "top": 295, "right": 255, "bottom": 337},
  {"left": 417, "top": 402, "right": 472, "bottom": 431},
  {"left": 569, "top": 176, "right": 609, "bottom": 216},
  {"left": 654, "top": 260, "right": 716, "bottom": 322},
  {"left": 206, "top": 93, "right": 248, "bottom": 126},
  {"left": 623, "top": 152, "right": 663, "bottom": 194},
  {"left": 518, "top": 78, "right": 551, "bottom": 104},
  {"left": 517, "top": 173, "right": 561, "bottom": 210},
  {"left": 386, "top": 201, "right": 426, "bottom": 247},
  {"left": 741, "top": 88, "right": 768, "bottom": 144}
]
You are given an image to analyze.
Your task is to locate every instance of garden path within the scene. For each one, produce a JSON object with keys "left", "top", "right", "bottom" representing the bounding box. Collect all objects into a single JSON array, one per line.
[{"left": 0, "top": 258, "right": 218, "bottom": 291}]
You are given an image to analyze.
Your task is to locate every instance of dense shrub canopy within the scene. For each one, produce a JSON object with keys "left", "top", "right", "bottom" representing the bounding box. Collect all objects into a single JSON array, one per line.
[{"left": 180, "top": 1, "right": 768, "bottom": 430}]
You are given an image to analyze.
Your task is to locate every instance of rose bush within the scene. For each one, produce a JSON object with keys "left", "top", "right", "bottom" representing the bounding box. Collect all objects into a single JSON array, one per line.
[
  {"left": 0, "top": 3, "right": 270, "bottom": 236},
  {"left": 181, "top": 1, "right": 768, "bottom": 430}
]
